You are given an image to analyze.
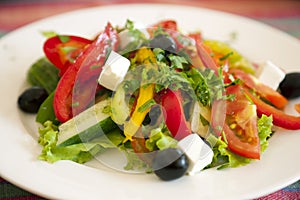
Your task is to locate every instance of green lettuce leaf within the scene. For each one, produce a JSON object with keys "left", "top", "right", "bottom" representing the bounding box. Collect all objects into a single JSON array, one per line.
[
  {"left": 258, "top": 114, "right": 273, "bottom": 152},
  {"left": 38, "top": 121, "right": 124, "bottom": 164},
  {"left": 145, "top": 127, "right": 178, "bottom": 151},
  {"left": 120, "top": 145, "right": 150, "bottom": 171},
  {"left": 27, "top": 57, "right": 60, "bottom": 94},
  {"left": 206, "top": 134, "right": 251, "bottom": 169},
  {"left": 36, "top": 91, "right": 58, "bottom": 125}
]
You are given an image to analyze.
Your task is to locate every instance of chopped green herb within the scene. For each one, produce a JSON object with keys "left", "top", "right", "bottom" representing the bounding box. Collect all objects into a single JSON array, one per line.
[
  {"left": 153, "top": 48, "right": 166, "bottom": 62},
  {"left": 58, "top": 35, "right": 70, "bottom": 43},
  {"left": 200, "top": 114, "right": 210, "bottom": 126},
  {"left": 221, "top": 131, "right": 228, "bottom": 144},
  {"left": 102, "top": 105, "right": 112, "bottom": 115},
  {"left": 219, "top": 51, "right": 234, "bottom": 61},
  {"left": 90, "top": 65, "right": 100, "bottom": 70},
  {"left": 61, "top": 46, "right": 77, "bottom": 54},
  {"left": 71, "top": 102, "right": 80, "bottom": 107},
  {"left": 168, "top": 54, "right": 188, "bottom": 69},
  {"left": 137, "top": 99, "right": 156, "bottom": 113},
  {"left": 125, "top": 19, "right": 135, "bottom": 30},
  {"left": 41, "top": 31, "right": 57, "bottom": 38}
]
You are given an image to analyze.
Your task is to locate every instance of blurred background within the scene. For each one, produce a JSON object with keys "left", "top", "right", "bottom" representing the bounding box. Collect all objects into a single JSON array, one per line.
[
  {"left": 0, "top": 0, "right": 300, "bottom": 199},
  {"left": 1, "top": 0, "right": 300, "bottom": 39}
]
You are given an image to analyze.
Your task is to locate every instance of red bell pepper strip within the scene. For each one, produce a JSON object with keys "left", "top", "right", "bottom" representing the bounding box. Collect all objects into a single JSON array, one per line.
[
  {"left": 54, "top": 22, "right": 119, "bottom": 122},
  {"left": 245, "top": 90, "right": 300, "bottom": 130},
  {"left": 161, "top": 89, "right": 192, "bottom": 140},
  {"left": 230, "top": 69, "right": 288, "bottom": 109},
  {"left": 43, "top": 35, "right": 92, "bottom": 76}
]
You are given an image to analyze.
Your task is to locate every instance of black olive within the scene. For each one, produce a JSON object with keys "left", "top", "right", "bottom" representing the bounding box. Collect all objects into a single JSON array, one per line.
[
  {"left": 279, "top": 72, "right": 300, "bottom": 99},
  {"left": 142, "top": 105, "right": 162, "bottom": 126},
  {"left": 18, "top": 86, "right": 48, "bottom": 113},
  {"left": 149, "top": 34, "right": 177, "bottom": 53},
  {"left": 152, "top": 148, "right": 189, "bottom": 181}
]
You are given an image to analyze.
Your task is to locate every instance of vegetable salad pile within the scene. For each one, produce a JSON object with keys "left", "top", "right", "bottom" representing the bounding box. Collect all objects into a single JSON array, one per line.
[{"left": 18, "top": 19, "right": 300, "bottom": 181}]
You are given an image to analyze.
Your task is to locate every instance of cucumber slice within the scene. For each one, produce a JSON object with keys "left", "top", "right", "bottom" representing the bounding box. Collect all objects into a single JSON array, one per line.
[
  {"left": 58, "top": 117, "right": 118, "bottom": 147},
  {"left": 58, "top": 98, "right": 114, "bottom": 145},
  {"left": 111, "top": 84, "right": 130, "bottom": 125}
]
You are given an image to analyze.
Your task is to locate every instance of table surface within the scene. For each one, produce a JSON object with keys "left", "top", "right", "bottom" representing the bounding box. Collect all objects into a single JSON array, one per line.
[{"left": 0, "top": 0, "right": 300, "bottom": 199}]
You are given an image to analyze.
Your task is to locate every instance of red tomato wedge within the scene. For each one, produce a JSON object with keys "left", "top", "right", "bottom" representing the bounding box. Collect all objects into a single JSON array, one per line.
[
  {"left": 53, "top": 23, "right": 119, "bottom": 122},
  {"left": 43, "top": 35, "right": 92, "bottom": 75},
  {"left": 212, "top": 85, "right": 260, "bottom": 159},
  {"left": 223, "top": 122, "right": 260, "bottom": 159},
  {"left": 151, "top": 19, "right": 178, "bottom": 31}
]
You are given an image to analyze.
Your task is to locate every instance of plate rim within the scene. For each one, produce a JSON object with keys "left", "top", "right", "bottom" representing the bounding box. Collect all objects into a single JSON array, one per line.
[{"left": 0, "top": 3, "right": 300, "bottom": 200}]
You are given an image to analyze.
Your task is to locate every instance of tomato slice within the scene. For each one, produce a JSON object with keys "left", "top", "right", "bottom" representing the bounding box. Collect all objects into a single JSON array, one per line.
[
  {"left": 212, "top": 85, "right": 260, "bottom": 159},
  {"left": 53, "top": 23, "right": 119, "bottom": 122},
  {"left": 223, "top": 122, "right": 260, "bottom": 159},
  {"left": 43, "top": 35, "right": 92, "bottom": 75},
  {"left": 151, "top": 19, "right": 178, "bottom": 31},
  {"left": 230, "top": 69, "right": 288, "bottom": 109}
]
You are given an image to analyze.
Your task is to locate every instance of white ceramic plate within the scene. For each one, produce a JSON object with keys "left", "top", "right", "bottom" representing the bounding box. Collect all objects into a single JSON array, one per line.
[{"left": 0, "top": 4, "right": 299, "bottom": 200}]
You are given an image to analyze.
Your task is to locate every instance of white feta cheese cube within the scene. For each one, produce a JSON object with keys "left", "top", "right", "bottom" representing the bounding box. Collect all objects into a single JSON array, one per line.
[
  {"left": 256, "top": 61, "right": 285, "bottom": 90},
  {"left": 177, "top": 133, "right": 213, "bottom": 175},
  {"left": 98, "top": 51, "right": 130, "bottom": 91}
]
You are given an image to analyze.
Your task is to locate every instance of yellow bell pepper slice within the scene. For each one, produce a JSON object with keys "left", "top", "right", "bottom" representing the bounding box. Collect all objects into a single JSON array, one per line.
[{"left": 123, "top": 48, "right": 156, "bottom": 142}]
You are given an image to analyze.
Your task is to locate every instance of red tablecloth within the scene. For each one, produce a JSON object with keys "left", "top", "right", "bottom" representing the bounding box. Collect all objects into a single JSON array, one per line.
[{"left": 1, "top": 0, "right": 300, "bottom": 199}]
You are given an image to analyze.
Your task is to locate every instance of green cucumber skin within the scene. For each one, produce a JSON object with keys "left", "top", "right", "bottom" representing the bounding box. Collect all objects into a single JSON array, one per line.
[
  {"left": 27, "top": 57, "right": 60, "bottom": 94},
  {"left": 58, "top": 117, "right": 118, "bottom": 147}
]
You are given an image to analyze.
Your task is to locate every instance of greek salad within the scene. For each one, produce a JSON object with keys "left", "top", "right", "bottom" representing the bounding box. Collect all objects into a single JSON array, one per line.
[{"left": 17, "top": 19, "right": 300, "bottom": 181}]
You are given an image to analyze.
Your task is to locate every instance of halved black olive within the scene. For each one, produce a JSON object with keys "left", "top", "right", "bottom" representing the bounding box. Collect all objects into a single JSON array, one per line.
[
  {"left": 18, "top": 86, "right": 48, "bottom": 113},
  {"left": 152, "top": 148, "right": 189, "bottom": 181},
  {"left": 149, "top": 34, "right": 177, "bottom": 53},
  {"left": 279, "top": 72, "right": 300, "bottom": 99}
]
